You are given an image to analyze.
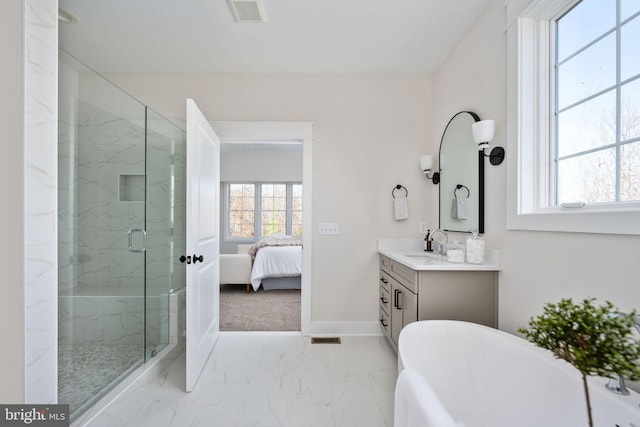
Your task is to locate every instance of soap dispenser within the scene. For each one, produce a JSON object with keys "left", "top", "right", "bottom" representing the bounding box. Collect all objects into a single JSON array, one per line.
[
  {"left": 424, "top": 230, "right": 432, "bottom": 252},
  {"left": 465, "top": 229, "right": 485, "bottom": 264}
]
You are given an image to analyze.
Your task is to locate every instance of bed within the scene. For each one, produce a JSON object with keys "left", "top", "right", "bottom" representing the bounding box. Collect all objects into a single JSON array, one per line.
[{"left": 249, "top": 236, "right": 302, "bottom": 292}]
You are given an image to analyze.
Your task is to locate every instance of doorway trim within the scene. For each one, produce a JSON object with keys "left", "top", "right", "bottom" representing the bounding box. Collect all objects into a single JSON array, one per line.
[{"left": 211, "top": 121, "right": 313, "bottom": 335}]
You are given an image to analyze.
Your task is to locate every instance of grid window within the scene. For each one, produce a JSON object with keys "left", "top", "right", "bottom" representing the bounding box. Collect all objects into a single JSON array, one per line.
[
  {"left": 554, "top": 0, "right": 640, "bottom": 205},
  {"left": 261, "top": 183, "right": 287, "bottom": 236},
  {"left": 291, "top": 184, "right": 303, "bottom": 237},
  {"left": 224, "top": 182, "right": 302, "bottom": 241},
  {"left": 227, "top": 183, "right": 255, "bottom": 239}
]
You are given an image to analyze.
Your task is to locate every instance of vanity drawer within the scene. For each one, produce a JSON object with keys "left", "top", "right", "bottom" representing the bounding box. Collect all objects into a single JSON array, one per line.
[
  {"left": 389, "top": 259, "right": 418, "bottom": 293},
  {"left": 379, "top": 306, "right": 390, "bottom": 335},
  {"left": 380, "top": 270, "right": 392, "bottom": 292},
  {"left": 379, "top": 278, "right": 391, "bottom": 315},
  {"left": 380, "top": 255, "right": 391, "bottom": 273}
]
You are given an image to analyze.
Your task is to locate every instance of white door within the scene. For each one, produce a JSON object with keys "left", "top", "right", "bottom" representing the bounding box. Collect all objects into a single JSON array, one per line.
[{"left": 185, "top": 99, "right": 220, "bottom": 392}]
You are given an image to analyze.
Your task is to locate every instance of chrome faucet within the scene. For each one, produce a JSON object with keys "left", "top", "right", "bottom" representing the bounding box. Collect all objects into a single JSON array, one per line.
[
  {"left": 429, "top": 229, "right": 448, "bottom": 256},
  {"left": 605, "top": 313, "right": 640, "bottom": 395}
]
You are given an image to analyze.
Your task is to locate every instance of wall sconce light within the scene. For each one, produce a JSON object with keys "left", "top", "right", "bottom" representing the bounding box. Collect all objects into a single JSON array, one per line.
[
  {"left": 472, "top": 119, "right": 505, "bottom": 166},
  {"left": 419, "top": 155, "right": 440, "bottom": 184}
]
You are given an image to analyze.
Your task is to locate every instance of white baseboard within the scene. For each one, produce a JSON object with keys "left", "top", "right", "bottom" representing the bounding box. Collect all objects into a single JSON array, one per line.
[{"left": 306, "top": 321, "right": 383, "bottom": 337}]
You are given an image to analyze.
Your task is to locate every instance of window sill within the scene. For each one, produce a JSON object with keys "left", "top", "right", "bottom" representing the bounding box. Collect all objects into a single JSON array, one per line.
[{"left": 506, "top": 209, "right": 640, "bottom": 235}]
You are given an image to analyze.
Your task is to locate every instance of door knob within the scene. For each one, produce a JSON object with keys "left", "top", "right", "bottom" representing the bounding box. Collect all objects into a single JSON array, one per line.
[
  {"left": 193, "top": 254, "right": 204, "bottom": 263},
  {"left": 179, "top": 255, "right": 191, "bottom": 264}
]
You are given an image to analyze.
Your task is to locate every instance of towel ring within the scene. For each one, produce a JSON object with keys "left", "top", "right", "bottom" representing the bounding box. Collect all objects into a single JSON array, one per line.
[
  {"left": 392, "top": 184, "right": 408, "bottom": 198},
  {"left": 454, "top": 184, "right": 470, "bottom": 198}
]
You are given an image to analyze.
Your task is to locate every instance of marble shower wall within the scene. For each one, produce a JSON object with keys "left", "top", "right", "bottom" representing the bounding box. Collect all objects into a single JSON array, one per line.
[
  {"left": 58, "top": 56, "right": 186, "bottom": 350},
  {"left": 75, "top": 100, "right": 146, "bottom": 290},
  {"left": 58, "top": 97, "right": 147, "bottom": 346},
  {"left": 24, "top": 0, "right": 58, "bottom": 404}
]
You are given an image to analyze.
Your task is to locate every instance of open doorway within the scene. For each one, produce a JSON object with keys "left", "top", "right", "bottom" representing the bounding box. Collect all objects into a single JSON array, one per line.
[
  {"left": 219, "top": 142, "right": 302, "bottom": 331},
  {"left": 213, "top": 121, "right": 312, "bottom": 333}
]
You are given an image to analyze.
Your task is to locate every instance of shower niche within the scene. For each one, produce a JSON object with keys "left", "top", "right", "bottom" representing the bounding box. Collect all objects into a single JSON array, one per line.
[
  {"left": 119, "top": 174, "right": 145, "bottom": 202},
  {"left": 57, "top": 50, "right": 186, "bottom": 419}
]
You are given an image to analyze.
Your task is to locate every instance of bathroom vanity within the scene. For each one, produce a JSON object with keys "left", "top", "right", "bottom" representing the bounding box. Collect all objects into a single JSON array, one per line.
[{"left": 378, "top": 239, "right": 500, "bottom": 351}]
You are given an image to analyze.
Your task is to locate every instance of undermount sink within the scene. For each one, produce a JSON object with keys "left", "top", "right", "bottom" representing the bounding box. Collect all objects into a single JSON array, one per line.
[
  {"left": 404, "top": 254, "right": 437, "bottom": 263},
  {"left": 405, "top": 253, "right": 439, "bottom": 258}
]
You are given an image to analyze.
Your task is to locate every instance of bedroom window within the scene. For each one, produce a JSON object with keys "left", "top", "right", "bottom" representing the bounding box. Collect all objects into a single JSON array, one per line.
[
  {"left": 291, "top": 184, "right": 302, "bottom": 236},
  {"left": 507, "top": 0, "right": 640, "bottom": 234},
  {"left": 225, "top": 182, "right": 302, "bottom": 241},
  {"left": 261, "top": 183, "right": 287, "bottom": 236},
  {"left": 227, "top": 183, "right": 256, "bottom": 239}
]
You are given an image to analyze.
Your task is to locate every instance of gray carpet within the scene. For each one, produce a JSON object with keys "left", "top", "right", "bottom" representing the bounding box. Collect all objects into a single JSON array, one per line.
[{"left": 219, "top": 285, "right": 301, "bottom": 331}]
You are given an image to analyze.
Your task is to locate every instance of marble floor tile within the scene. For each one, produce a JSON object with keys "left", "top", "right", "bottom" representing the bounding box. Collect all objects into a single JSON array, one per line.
[{"left": 79, "top": 333, "right": 397, "bottom": 427}]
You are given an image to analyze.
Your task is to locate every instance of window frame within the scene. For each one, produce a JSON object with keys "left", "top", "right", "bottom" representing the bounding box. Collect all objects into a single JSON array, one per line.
[
  {"left": 223, "top": 181, "right": 302, "bottom": 242},
  {"left": 506, "top": 0, "right": 640, "bottom": 235}
]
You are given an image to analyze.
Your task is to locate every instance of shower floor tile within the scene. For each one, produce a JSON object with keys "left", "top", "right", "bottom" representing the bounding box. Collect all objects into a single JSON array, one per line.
[{"left": 59, "top": 344, "right": 144, "bottom": 414}]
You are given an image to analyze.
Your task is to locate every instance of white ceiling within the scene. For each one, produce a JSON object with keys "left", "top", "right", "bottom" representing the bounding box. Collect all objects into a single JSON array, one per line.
[{"left": 58, "top": 0, "right": 492, "bottom": 75}]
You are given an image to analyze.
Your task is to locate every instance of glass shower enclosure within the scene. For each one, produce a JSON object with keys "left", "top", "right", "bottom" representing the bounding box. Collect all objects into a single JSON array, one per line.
[{"left": 57, "top": 50, "right": 186, "bottom": 418}]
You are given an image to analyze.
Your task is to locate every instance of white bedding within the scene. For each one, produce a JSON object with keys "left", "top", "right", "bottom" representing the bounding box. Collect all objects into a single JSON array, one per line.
[{"left": 250, "top": 245, "right": 302, "bottom": 291}]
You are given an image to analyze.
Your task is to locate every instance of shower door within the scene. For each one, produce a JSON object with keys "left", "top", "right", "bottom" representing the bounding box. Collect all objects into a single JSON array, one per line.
[
  {"left": 58, "top": 50, "right": 147, "bottom": 416},
  {"left": 145, "top": 108, "right": 186, "bottom": 360},
  {"left": 58, "top": 50, "right": 186, "bottom": 418}
]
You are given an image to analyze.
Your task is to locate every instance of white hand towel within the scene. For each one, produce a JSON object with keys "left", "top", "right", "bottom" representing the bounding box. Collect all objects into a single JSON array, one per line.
[
  {"left": 394, "top": 196, "right": 409, "bottom": 221},
  {"left": 394, "top": 368, "right": 457, "bottom": 427},
  {"left": 452, "top": 195, "right": 468, "bottom": 220}
]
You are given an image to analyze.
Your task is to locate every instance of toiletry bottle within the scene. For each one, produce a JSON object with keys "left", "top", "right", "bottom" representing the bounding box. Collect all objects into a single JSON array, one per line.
[
  {"left": 424, "top": 230, "right": 432, "bottom": 252},
  {"left": 465, "top": 229, "right": 485, "bottom": 264}
]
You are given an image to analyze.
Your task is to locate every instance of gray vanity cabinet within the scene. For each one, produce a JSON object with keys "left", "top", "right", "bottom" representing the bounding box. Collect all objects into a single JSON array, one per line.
[
  {"left": 390, "top": 280, "right": 418, "bottom": 347},
  {"left": 417, "top": 270, "right": 497, "bottom": 328},
  {"left": 379, "top": 255, "right": 497, "bottom": 352},
  {"left": 379, "top": 256, "right": 418, "bottom": 350}
]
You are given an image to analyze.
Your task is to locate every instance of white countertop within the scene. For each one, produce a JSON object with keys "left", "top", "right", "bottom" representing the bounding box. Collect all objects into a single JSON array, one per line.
[{"left": 378, "top": 238, "right": 501, "bottom": 271}]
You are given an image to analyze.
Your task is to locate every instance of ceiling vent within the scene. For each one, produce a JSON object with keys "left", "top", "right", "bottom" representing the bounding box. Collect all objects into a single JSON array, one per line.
[{"left": 227, "top": 0, "right": 268, "bottom": 23}]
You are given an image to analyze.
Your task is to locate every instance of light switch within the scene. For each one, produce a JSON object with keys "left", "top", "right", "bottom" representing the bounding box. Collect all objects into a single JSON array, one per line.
[{"left": 318, "top": 223, "right": 339, "bottom": 235}]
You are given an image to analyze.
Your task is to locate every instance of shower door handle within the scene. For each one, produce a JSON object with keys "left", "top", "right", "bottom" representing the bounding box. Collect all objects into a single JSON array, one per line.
[{"left": 128, "top": 228, "right": 147, "bottom": 253}]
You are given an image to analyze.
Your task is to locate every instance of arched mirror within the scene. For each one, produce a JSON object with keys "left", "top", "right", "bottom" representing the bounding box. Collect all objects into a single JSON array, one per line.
[{"left": 439, "top": 111, "right": 484, "bottom": 233}]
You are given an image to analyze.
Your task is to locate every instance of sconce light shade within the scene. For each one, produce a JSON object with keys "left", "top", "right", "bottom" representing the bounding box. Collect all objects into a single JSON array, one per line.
[
  {"left": 472, "top": 120, "right": 495, "bottom": 150},
  {"left": 419, "top": 155, "right": 433, "bottom": 173},
  {"left": 419, "top": 155, "right": 439, "bottom": 184}
]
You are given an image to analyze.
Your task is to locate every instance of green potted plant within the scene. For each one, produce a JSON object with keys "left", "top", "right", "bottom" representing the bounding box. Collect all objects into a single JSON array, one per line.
[{"left": 518, "top": 298, "right": 640, "bottom": 427}]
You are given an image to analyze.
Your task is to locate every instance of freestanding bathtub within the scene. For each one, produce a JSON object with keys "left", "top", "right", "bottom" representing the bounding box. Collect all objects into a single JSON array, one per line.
[{"left": 397, "top": 320, "right": 640, "bottom": 427}]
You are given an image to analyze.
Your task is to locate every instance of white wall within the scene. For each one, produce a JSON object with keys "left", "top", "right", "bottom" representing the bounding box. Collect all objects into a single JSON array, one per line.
[
  {"left": 107, "top": 73, "right": 434, "bottom": 326},
  {"left": 433, "top": 0, "right": 640, "bottom": 337},
  {"left": 221, "top": 148, "right": 302, "bottom": 182}
]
